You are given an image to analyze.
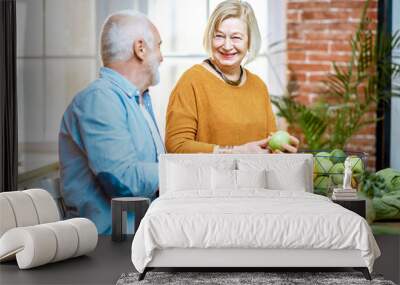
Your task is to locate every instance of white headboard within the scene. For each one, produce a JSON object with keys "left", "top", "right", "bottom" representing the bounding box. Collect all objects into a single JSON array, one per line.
[{"left": 159, "top": 154, "right": 314, "bottom": 195}]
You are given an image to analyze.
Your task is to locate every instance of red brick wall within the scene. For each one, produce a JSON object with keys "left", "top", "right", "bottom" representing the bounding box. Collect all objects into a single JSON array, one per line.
[{"left": 286, "top": 0, "right": 378, "bottom": 169}]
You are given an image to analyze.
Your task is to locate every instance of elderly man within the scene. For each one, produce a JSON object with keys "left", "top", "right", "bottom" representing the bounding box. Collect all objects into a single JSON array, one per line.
[{"left": 59, "top": 11, "right": 164, "bottom": 234}]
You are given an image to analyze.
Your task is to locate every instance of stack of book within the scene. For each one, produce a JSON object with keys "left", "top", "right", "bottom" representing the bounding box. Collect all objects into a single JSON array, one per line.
[{"left": 332, "top": 188, "right": 357, "bottom": 200}]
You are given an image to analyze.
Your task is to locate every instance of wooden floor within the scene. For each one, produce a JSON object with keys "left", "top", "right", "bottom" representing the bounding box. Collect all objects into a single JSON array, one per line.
[{"left": 0, "top": 235, "right": 399, "bottom": 285}]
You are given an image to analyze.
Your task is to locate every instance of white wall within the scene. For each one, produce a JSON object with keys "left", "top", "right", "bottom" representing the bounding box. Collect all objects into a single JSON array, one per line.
[
  {"left": 265, "top": 0, "right": 287, "bottom": 97},
  {"left": 17, "top": 0, "right": 97, "bottom": 173}
]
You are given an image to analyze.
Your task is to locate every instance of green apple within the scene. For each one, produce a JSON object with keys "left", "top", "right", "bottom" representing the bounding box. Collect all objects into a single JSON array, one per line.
[
  {"left": 314, "top": 152, "right": 333, "bottom": 174},
  {"left": 348, "top": 155, "right": 364, "bottom": 174},
  {"left": 315, "top": 151, "right": 330, "bottom": 158},
  {"left": 314, "top": 175, "right": 330, "bottom": 189},
  {"left": 330, "top": 163, "right": 345, "bottom": 185},
  {"left": 330, "top": 149, "right": 346, "bottom": 164},
  {"left": 314, "top": 187, "right": 327, "bottom": 196},
  {"left": 268, "top": 131, "right": 290, "bottom": 151}
]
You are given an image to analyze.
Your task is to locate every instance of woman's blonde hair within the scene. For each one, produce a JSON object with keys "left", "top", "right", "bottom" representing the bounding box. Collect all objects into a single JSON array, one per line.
[{"left": 203, "top": 0, "right": 261, "bottom": 64}]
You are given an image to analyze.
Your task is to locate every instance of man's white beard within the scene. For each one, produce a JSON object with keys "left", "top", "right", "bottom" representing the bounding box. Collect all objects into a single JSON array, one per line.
[{"left": 149, "top": 55, "right": 160, "bottom": 86}]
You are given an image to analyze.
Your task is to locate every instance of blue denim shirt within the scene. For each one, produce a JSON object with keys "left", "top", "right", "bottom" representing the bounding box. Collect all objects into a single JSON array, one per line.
[{"left": 59, "top": 67, "right": 163, "bottom": 234}]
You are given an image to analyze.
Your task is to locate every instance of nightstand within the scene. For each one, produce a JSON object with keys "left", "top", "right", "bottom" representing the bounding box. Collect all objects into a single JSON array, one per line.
[
  {"left": 332, "top": 198, "right": 366, "bottom": 218},
  {"left": 111, "top": 197, "right": 150, "bottom": 241}
]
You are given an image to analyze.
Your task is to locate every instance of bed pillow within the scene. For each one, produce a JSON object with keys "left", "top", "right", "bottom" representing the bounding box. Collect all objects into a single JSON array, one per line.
[
  {"left": 211, "top": 168, "right": 236, "bottom": 190},
  {"left": 238, "top": 158, "right": 309, "bottom": 191},
  {"left": 266, "top": 165, "right": 307, "bottom": 191},
  {"left": 236, "top": 169, "right": 268, "bottom": 189},
  {"left": 211, "top": 169, "right": 268, "bottom": 190},
  {"left": 167, "top": 162, "right": 211, "bottom": 191}
]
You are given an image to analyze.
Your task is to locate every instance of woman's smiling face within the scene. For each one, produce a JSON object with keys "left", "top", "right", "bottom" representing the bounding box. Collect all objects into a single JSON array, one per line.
[{"left": 211, "top": 17, "right": 249, "bottom": 70}]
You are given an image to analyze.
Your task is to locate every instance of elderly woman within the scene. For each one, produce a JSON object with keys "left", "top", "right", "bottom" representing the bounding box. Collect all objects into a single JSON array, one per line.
[{"left": 165, "top": 0, "right": 298, "bottom": 154}]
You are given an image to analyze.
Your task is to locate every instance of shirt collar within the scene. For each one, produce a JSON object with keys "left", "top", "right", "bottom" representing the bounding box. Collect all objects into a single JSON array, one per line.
[{"left": 99, "top": 67, "right": 140, "bottom": 98}]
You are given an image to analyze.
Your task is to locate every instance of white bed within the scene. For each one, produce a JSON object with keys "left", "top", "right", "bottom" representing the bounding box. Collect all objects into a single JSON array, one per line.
[{"left": 131, "top": 154, "right": 380, "bottom": 280}]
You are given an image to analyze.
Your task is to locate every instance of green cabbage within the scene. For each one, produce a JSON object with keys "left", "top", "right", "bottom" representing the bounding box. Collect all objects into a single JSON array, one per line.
[
  {"left": 373, "top": 191, "right": 400, "bottom": 220},
  {"left": 376, "top": 168, "right": 400, "bottom": 192}
]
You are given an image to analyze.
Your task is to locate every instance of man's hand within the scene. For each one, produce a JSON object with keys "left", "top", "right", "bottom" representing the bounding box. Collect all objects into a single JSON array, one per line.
[{"left": 232, "top": 139, "right": 270, "bottom": 154}]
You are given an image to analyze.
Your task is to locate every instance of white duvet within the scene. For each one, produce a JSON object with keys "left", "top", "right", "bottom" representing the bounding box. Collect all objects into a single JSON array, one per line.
[{"left": 131, "top": 190, "right": 380, "bottom": 273}]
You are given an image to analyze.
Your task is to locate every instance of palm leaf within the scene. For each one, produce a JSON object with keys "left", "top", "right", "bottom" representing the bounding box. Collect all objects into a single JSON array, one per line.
[{"left": 298, "top": 109, "right": 328, "bottom": 149}]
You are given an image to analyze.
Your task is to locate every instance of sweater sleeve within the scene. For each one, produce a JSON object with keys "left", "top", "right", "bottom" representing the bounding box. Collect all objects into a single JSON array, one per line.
[
  {"left": 165, "top": 75, "right": 215, "bottom": 153},
  {"left": 263, "top": 83, "right": 278, "bottom": 135}
]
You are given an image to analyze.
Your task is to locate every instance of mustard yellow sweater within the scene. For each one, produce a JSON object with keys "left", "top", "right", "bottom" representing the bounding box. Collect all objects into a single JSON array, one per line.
[{"left": 165, "top": 64, "right": 277, "bottom": 153}]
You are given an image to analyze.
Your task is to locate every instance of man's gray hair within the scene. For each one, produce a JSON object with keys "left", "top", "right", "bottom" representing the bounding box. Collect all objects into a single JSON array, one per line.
[{"left": 100, "top": 10, "right": 154, "bottom": 66}]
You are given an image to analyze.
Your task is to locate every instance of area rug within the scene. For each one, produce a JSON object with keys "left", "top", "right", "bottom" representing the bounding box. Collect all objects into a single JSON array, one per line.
[{"left": 116, "top": 271, "right": 395, "bottom": 285}]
